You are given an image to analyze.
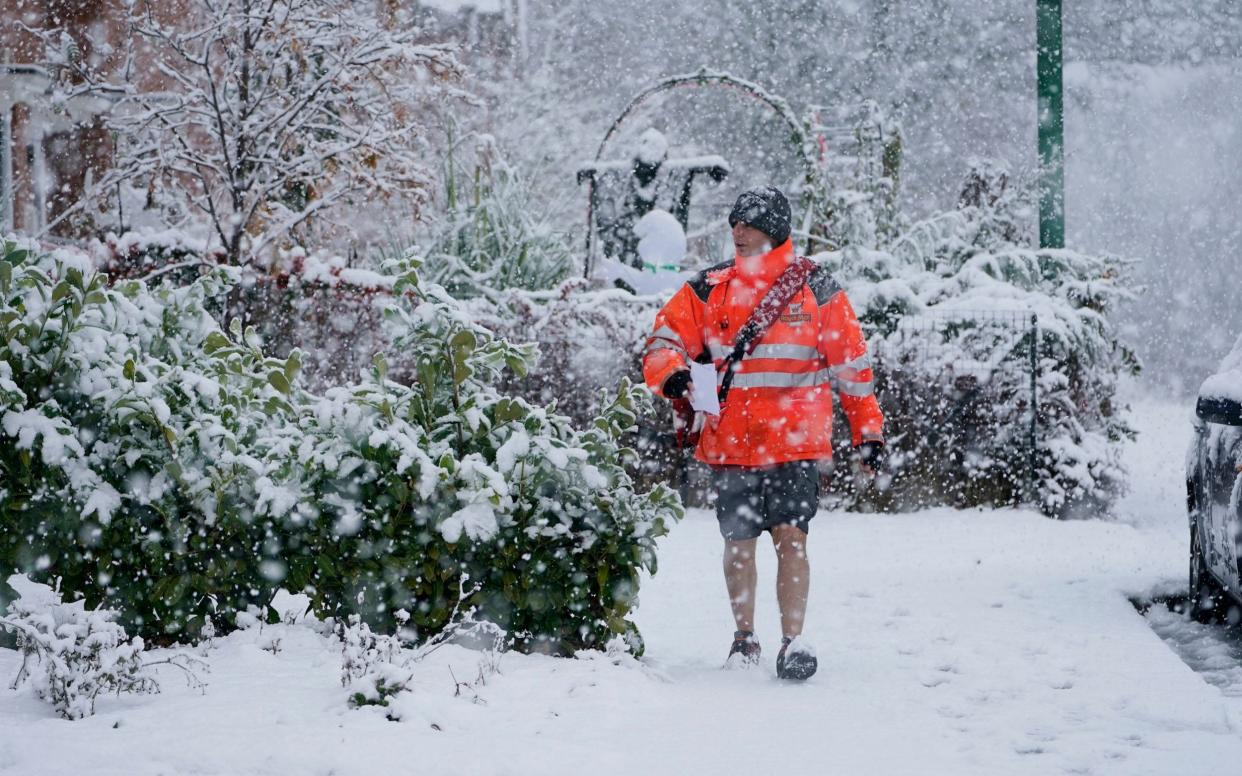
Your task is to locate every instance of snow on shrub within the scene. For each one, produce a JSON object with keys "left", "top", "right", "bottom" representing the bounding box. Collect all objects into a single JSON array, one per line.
[
  {"left": 466, "top": 279, "right": 659, "bottom": 437},
  {"left": 821, "top": 171, "right": 1139, "bottom": 516},
  {"left": 337, "top": 585, "right": 507, "bottom": 714},
  {"left": 338, "top": 614, "right": 411, "bottom": 710},
  {"left": 0, "top": 238, "right": 681, "bottom": 652},
  {"left": 414, "top": 133, "right": 574, "bottom": 300},
  {"left": 270, "top": 259, "right": 681, "bottom": 653},
  {"left": 0, "top": 575, "right": 156, "bottom": 720}
]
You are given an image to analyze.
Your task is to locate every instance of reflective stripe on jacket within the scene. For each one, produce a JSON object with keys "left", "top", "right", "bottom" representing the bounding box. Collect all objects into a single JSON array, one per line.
[{"left": 642, "top": 239, "right": 884, "bottom": 468}]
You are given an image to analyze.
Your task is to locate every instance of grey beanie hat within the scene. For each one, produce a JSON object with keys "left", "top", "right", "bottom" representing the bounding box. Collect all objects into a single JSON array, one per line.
[{"left": 728, "top": 186, "right": 791, "bottom": 245}]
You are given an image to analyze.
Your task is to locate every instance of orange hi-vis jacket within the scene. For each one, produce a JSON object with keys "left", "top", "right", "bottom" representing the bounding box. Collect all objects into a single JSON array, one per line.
[{"left": 642, "top": 239, "right": 884, "bottom": 468}]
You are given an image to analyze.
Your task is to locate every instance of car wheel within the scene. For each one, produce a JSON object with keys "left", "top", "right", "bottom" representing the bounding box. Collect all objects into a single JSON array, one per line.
[{"left": 1189, "top": 525, "right": 1226, "bottom": 623}]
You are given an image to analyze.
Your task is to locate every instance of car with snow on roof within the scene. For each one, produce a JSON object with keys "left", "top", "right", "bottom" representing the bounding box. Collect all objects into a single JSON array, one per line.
[{"left": 1187, "top": 335, "right": 1242, "bottom": 624}]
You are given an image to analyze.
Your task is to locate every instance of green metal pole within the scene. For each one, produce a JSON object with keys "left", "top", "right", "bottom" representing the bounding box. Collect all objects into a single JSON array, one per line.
[
  {"left": 1037, "top": 0, "right": 1065, "bottom": 249},
  {"left": 1028, "top": 314, "right": 1039, "bottom": 507}
]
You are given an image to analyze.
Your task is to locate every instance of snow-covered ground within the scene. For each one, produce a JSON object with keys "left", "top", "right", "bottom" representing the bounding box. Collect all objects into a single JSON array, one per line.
[{"left": 1, "top": 397, "right": 1240, "bottom": 776}]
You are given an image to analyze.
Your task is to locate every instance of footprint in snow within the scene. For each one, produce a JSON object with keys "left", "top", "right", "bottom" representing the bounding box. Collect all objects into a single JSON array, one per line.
[{"left": 936, "top": 704, "right": 968, "bottom": 719}]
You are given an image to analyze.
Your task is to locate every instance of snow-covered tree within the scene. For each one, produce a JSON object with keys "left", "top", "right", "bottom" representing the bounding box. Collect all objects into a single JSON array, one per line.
[{"left": 50, "top": 0, "right": 465, "bottom": 264}]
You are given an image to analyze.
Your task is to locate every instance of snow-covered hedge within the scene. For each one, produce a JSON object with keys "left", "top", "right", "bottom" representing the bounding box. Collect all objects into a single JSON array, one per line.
[
  {"left": 461, "top": 282, "right": 693, "bottom": 500},
  {"left": 823, "top": 200, "right": 1138, "bottom": 516},
  {"left": 0, "top": 238, "right": 680, "bottom": 652}
]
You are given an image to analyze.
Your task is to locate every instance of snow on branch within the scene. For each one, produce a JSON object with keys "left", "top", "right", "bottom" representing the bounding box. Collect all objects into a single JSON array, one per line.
[{"left": 43, "top": 0, "right": 466, "bottom": 265}]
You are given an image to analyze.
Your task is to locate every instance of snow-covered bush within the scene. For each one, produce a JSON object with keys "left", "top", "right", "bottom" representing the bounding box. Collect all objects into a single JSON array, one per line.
[
  {"left": 0, "top": 576, "right": 155, "bottom": 720},
  {"left": 338, "top": 614, "right": 411, "bottom": 709},
  {"left": 413, "top": 134, "right": 574, "bottom": 300},
  {"left": 289, "top": 259, "right": 680, "bottom": 652},
  {"left": 467, "top": 280, "right": 657, "bottom": 426},
  {"left": 0, "top": 238, "right": 679, "bottom": 651},
  {"left": 0, "top": 235, "right": 306, "bottom": 638},
  {"left": 821, "top": 171, "right": 1139, "bottom": 516},
  {"left": 461, "top": 282, "right": 693, "bottom": 501}
]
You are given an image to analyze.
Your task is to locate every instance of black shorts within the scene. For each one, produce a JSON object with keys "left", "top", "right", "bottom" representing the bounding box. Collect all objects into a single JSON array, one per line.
[{"left": 712, "top": 460, "right": 819, "bottom": 541}]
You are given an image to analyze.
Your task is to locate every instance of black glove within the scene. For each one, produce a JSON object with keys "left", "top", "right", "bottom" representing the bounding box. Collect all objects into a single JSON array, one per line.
[
  {"left": 856, "top": 441, "right": 885, "bottom": 470},
  {"left": 663, "top": 370, "right": 691, "bottom": 399}
]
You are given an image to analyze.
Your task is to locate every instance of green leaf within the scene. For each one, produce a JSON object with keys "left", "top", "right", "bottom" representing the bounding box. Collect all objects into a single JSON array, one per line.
[
  {"left": 372, "top": 353, "right": 388, "bottom": 382},
  {"left": 284, "top": 352, "right": 301, "bottom": 385},
  {"left": 123, "top": 359, "right": 136, "bottom": 380},
  {"left": 505, "top": 352, "right": 529, "bottom": 378},
  {"left": 494, "top": 398, "right": 526, "bottom": 423},
  {"left": 316, "top": 553, "right": 336, "bottom": 578},
  {"left": 203, "top": 331, "right": 230, "bottom": 354},
  {"left": 267, "top": 370, "right": 290, "bottom": 395},
  {"left": 449, "top": 330, "right": 476, "bottom": 385},
  {"left": 0, "top": 261, "right": 10, "bottom": 294}
]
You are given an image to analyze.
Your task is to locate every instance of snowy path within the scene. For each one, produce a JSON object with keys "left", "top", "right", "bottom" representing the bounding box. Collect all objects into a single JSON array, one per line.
[
  {"left": 636, "top": 508, "right": 1242, "bottom": 775},
  {"left": 2, "top": 399, "right": 1242, "bottom": 775}
]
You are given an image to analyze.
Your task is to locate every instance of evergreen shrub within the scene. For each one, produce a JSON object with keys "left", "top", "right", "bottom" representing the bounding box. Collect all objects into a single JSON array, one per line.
[
  {"left": 819, "top": 175, "right": 1139, "bottom": 516},
  {"left": 0, "top": 239, "right": 680, "bottom": 652}
]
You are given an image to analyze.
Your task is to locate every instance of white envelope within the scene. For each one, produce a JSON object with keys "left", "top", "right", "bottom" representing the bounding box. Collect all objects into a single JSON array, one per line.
[{"left": 688, "top": 360, "right": 721, "bottom": 416}]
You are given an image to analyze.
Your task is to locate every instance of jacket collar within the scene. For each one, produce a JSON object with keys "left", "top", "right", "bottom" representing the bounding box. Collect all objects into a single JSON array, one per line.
[{"left": 735, "top": 238, "right": 795, "bottom": 285}]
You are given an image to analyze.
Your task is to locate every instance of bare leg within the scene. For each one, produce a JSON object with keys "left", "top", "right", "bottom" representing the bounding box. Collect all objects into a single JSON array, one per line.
[
  {"left": 723, "top": 538, "right": 758, "bottom": 633},
  {"left": 771, "top": 524, "right": 810, "bottom": 639}
]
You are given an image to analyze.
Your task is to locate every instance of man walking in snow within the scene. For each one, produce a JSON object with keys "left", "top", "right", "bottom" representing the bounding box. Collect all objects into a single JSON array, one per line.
[{"left": 642, "top": 186, "right": 885, "bottom": 680}]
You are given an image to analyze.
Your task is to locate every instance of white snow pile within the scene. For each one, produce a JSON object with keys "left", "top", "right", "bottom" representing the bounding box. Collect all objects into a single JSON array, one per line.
[
  {"left": 634, "top": 208, "right": 688, "bottom": 270},
  {"left": 635, "top": 127, "right": 670, "bottom": 166}
]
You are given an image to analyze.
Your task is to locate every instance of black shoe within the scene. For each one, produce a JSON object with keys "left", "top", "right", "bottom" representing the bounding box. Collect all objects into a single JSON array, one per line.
[
  {"left": 725, "top": 631, "right": 762, "bottom": 669},
  {"left": 776, "top": 636, "right": 817, "bottom": 680}
]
